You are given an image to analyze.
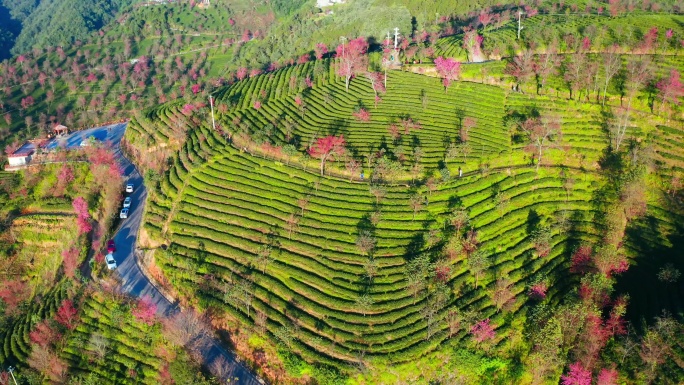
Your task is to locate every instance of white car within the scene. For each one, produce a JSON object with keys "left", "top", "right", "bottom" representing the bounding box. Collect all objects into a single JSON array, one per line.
[
  {"left": 120, "top": 208, "right": 129, "bottom": 219},
  {"left": 125, "top": 183, "right": 134, "bottom": 193},
  {"left": 123, "top": 197, "right": 132, "bottom": 208},
  {"left": 79, "top": 140, "right": 88, "bottom": 147},
  {"left": 105, "top": 252, "right": 117, "bottom": 270}
]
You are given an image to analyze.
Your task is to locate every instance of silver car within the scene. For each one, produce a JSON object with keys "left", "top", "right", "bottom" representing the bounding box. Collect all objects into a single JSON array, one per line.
[
  {"left": 123, "top": 197, "right": 131, "bottom": 208},
  {"left": 120, "top": 208, "right": 129, "bottom": 219},
  {"left": 105, "top": 253, "right": 117, "bottom": 270}
]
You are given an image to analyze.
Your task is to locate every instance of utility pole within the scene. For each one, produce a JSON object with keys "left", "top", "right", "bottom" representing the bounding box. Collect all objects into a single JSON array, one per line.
[
  {"left": 209, "top": 95, "right": 216, "bottom": 133},
  {"left": 8, "top": 366, "right": 17, "bottom": 385},
  {"left": 393, "top": 27, "right": 400, "bottom": 49},
  {"left": 517, "top": 10, "right": 524, "bottom": 40}
]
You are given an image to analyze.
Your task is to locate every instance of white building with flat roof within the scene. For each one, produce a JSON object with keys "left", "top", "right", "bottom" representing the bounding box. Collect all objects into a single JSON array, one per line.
[
  {"left": 7, "top": 143, "right": 35, "bottom": 168},
  {"left": 317, "top": 0, "right": 344, "bottom": 7}
]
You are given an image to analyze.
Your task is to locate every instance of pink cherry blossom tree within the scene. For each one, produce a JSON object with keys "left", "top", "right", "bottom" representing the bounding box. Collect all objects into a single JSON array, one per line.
[
  {"left": 132, "top": 296, "right": 158, "bottom": 325},
  {"left": 657, "top": 69, "right": 684, "bottom": 114},
  {"left": 314, "top": 43, "right": 328, "bottom": 60},
  {"left": 561, "top": 362, "right": 592, "bottom": 385},
  {"left": 72, "top": 197, "right": 92, "bottom": 235},
  {"left": 434, "top": 56, "right": 461, "bottom": 92},
  {"left": 470, "top": 318, "right": 496, "bottom": 344},
  {"left": 336, "top": 37, "right": 368, "bottom": 92},
  {"left": 308, "top": 135, "right": 346, "bottom": 176}
]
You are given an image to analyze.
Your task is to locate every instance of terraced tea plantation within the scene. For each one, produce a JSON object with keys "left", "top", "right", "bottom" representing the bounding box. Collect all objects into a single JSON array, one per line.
[
  {"left": 126, "top": 44, "right": 684, "bottom": 380},
  {"left": 132, "top": 67, "right": 610, "bottom": 371},
  {"left": 218, "top": 65, "right": 508, "bottom": 168},
  {"left": 61, "top": 292, "right": 168, "bottom": 384},
  {"left": 435, "top": 13, "right": 684, "bottom": 61}
]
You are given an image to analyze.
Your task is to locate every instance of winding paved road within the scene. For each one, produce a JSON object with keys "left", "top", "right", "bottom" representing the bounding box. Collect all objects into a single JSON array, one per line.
[{"left": 55, "top": 123, "right": 263, "bottom": 385}]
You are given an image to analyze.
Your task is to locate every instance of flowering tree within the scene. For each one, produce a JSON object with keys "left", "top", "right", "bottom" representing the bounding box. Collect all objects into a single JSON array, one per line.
[
  {"left": 352, "top": 108, "right": 371, "bottom": 121},
  {"left": 72, "top": 197, "right": 92, "bottom": 235},
  {"left": 336, "top": 37, "right": 368, "bottom": 92},
  {"left": 478, "top": 9, "right": 494, "bottom": 29},
  {"left": 55, "top": 300, "right": 79, "bottom": 330},
  {"left": 561, "top": 362, "right": 592, "bottom": 385},
  {"left": 61, "top": 246, "right": 79, "bottom": 279},
  {"left": 528, "top": 282, "right": 548, "bottom": 300},
  {"left": 132, "top": 296, "right": 158, "bottom": 325},
  {"left": 657, "top": 69, "right": 684, "bottom": 114},
  {"left": 597, "top": 368, "right": 618, "bottom": 385},
  {"left": 365, "top": 72, "right": 385, "bottom": 97},
  {"left": 593, "top": 245, "right": 629, "bottom": 277},
  {"left": 21, "top": 96, "right": 35, "bottom": 110},
  {"left": 470, "top": 318, "right": 496, "bottom": 344},
  {"left": 491, "top": 277, "right": 515, "bottom": 312},
  {"left": 463, "top": 30, "right": 484, "bottom": 61},
  {"left": 461, "top": 117, "right": 476, "bottom": 142},
  {"left": 236, "top": 67, "right": 248, "bottom": 81},
  {"left": 30, "top": 320, "right": 61, "bottom": 347},
  {"left": 314, "top": 43, "right": 328, "bottom": 60},
  {"left": 0, "top": 279, "right": 29, "bottom": 315},
  {"left": 570, "top": 245, "right": 593, "bottom": 274},
  {"left": 434, "top": 56, "right": 461, "bottom": 92},
  {"left": 308, "top": 135, "right": 346, "bottom": 176}
]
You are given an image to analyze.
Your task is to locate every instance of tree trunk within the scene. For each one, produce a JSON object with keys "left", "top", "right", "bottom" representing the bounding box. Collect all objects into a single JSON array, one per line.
[{"left": 537, "top": 146, "right": 543, "bottom": 172}]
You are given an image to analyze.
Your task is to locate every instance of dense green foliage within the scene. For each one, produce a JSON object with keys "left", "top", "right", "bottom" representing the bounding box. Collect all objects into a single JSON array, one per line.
[{"left": 1, "top": 0, "right": 136, "bottom": 55}]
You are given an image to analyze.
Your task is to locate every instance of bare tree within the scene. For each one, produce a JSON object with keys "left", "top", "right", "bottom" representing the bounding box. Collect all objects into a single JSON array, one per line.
[
  {"left": 490, "top": 276, "right": 516, "bottom": 312},
  {"left": 610, "top": 106, "right": 631, "bottom": 151},
  {"left": 520, "top": 114, "right": 562, "bottom": 171},
  {"left": 409, "top": 194, "right": 426, "bottom": 220},
  {"left": 88, "top": 333, "right": 108, "bottom": 361},
  {"left": 356, "top": 294, "right": 374, "bottom": 317},
  {"left": 255, "top": 310, "right": 268, "bottom": 334},
  {"left": 421, "top": 283, "right": 449, "bottom": 340},
  {"left": 468, "top": 250, "right": 489, "bottom": 288},
  {"left": 164, "top": 309, "right": 210, "bottom": 348},
  {"left": 210, "top": 355, "right": 237, "bottom": 382},
  {"left": 369, "top": 184, "right": 387, "bottom": 205},
  {"left": 534, "top": 45, "right": 560, "bottom": 95},
  {"left": 345, "top": 157, "right": 360, "bottom": 182},
  {"left": 356, "top": 230, "right": 376, "bottom": 256},
  {"left": 601, "top": 45, "right": 622, "bottom": 106},
  {"left": 285, "top": 213, "right": 299, "bottom": 240},
  {"left": 297, "top": 196, "right": 310, "bottom": 217}
]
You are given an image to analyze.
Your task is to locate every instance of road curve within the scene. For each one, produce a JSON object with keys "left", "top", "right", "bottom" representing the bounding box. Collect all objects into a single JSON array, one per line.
[{"left": 61, "top": 123, "right": 263, "bottom": 385}]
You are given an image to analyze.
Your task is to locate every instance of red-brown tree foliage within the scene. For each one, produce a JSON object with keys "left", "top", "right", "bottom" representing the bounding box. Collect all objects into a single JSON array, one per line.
[
  {"left": 55, "top": 300, "right": 79, "bottom": 330},
  {"left": 0, "top": 279, "right": 29, "bottom": 315},
  {"left": 62, "top": 246, "right": 79, "bottom": 279},
  {"left": 29, "top": 320, "right": 61, "bottom": 347}
]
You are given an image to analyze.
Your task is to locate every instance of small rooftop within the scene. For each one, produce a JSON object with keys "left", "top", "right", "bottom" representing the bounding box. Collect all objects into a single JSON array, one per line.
[{"left": 9, "top": 142, "right": 35, "bottom": 157}]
